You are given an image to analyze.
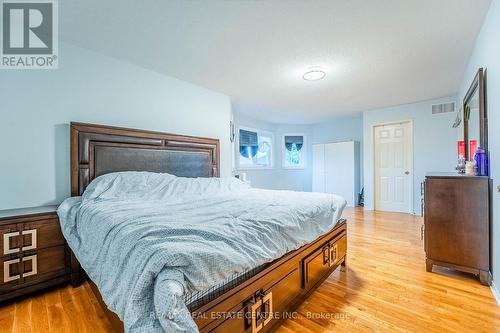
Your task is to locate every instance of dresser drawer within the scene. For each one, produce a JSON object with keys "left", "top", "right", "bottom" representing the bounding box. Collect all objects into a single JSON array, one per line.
[
  {"left": 1, "top": 246, "right": 66, "bottom": 292},
  {"left": 1, "top": 218, "right": 63, "bottom": 257}
]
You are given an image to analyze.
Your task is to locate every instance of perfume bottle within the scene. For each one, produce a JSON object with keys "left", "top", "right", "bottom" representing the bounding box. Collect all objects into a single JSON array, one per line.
[{"left": 474, "top": 147, "right": 489, "bottom": 176}]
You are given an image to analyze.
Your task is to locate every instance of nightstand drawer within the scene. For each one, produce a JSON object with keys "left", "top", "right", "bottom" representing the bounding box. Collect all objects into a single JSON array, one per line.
[
  {"left": 1, "top": 246, "right": 67, "bottom": 292},
  {"left": 1, "top": 218, "right": 64, "bottom": 256},
  {"left": 23, "top": 246, "right": 67, "bottom": 284},
  {"left": 22, "top": 218, "right": 64, "bottom": 251},
  {"left": 0, "top": 207, "right": 69, "bottom": 302}
]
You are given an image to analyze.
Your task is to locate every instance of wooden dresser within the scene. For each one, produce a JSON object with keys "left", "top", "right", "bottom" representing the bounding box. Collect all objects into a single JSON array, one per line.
[
  {"left": 424, "top": 173, "right": 490, "bottom": 285},
  {"left": 0, "top": 206, "right": 69, "bottom": 302}
]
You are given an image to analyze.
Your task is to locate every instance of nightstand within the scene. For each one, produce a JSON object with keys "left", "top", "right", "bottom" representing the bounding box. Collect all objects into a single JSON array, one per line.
[{"left": 0, "top": 206, "right": 69, "bottom": 302}]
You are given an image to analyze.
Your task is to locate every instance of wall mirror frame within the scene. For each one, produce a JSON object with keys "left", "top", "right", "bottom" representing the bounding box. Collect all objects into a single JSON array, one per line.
[{"left": 463, "top": 68, "right": 487, "bottom": 161}]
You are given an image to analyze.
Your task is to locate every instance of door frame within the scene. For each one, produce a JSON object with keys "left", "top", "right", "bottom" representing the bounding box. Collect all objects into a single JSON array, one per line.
[{"left": 372, "top": 119, "right": 414, "bottom": 214}]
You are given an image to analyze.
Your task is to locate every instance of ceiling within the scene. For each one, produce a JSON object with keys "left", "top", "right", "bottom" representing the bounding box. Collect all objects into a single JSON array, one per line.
[{"left": 60, "top": 0, "right": 491, "bottom": 124}]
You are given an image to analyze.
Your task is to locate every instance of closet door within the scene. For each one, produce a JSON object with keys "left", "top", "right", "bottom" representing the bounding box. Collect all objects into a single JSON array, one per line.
[
  {"left": 312, "top": 144, "right": 325, "bottom": 192},
  {"left": 325, "top": 142, "right": 355, "bottom": 206}
]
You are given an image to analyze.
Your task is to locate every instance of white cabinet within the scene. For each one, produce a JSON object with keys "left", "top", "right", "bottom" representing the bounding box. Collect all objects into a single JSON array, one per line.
[
  {"left": 312, "top": 141, "right": 360, "bottom": 207},
  {"left": 312, "top": 144, "right": 325, "bottom": 192}
]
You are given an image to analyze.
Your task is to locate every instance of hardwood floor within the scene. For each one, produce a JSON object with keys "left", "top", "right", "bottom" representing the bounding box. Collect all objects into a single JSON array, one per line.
[
  {"left": 277, "top": 208, "right": 500, "bottom": 333},
  {"left": 1, "top": 207, "right": 499, "bottom": 332}
]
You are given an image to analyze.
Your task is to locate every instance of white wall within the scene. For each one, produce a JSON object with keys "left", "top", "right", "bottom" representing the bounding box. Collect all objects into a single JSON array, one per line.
[
  {"left": 457, "top": 0, "right": 500, "bottom": 283},
  {"left": 232, "top": 112, "right": 312, "bottom": 191},
  {"left": 363, "top": 96, "right": 458, "bottom": 214},
  {"left": 0, "top": 42, "right": 232, "bottom": 210},
  {"left": 312, "top": 115, "right": 364, "bottom": 144}
]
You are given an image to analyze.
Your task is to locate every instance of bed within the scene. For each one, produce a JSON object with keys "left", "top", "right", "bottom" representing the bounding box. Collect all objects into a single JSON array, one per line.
[{"left": 61, "top": 122, "right": 348, "bottom": 333}]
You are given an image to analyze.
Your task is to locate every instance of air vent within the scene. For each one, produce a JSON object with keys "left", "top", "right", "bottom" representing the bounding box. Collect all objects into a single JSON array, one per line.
[{"left": 432, "top": 102, "right": 456, "bottom": 114}]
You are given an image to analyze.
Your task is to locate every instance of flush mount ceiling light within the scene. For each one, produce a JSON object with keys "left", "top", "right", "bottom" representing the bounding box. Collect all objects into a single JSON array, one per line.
[{"left": 302, "top": 66, "right": 326, "bottom": 81}]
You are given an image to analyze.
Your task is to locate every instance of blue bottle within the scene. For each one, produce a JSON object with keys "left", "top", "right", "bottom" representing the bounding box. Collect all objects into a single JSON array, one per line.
[{"left": 474, "top": 147, "right": 489, "bottom": 176}]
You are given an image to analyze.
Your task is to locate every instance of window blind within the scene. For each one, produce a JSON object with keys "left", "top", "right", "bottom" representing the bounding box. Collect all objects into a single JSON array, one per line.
[
  {"left": 285, "top": 135, "right": 303, "bottom": 151},
  {"left": 239, "top": 129, "right": 258, "bottom": 158}
]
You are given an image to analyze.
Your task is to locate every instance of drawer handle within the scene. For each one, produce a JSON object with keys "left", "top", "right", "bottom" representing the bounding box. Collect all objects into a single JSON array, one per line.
[
  {"left": 3, "top": 229, "right": 37, "bottom": 255},
  {"left": 3, "top": 258, "right": 20, "bottom": 282},
  {"left": 22, "top": 255, "right": 38, "bottom": 278},
  {"left": 322, "top": 245, "right": 330, "bottom": 265},
  {"left": 3, "top": 232, "right": 20, "bottom": 255},
  {"left": 2, "top": 255, "right": 38, "bottom": 283},
  {"left": 329, "top": 244, "right": 338, "bottom": 267},
  {"left": 21, "top": 229, "right": 37, "bottom": 251},
  {"left": 251, "top": 291, "right": 273, "bottom": 333}
]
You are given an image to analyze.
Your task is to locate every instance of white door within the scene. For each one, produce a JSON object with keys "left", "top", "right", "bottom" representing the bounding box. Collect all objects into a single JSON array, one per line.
[
  {"left": 312, "top": 144, "right": 325, "bottom": 192},
  {"left": 325, "top": 142, "right": 355, "bottom": 206},
  {"left": 374, "top": 122, "right": 412, "bottom": 213}
]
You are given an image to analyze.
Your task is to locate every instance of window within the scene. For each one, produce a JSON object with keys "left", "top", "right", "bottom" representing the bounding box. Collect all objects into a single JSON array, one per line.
[
  {"left": 283, "top": 134, "right": 306, "bottom": 169},
  {"left": 238, "top": 127, "right": 274, "bottom": 168}
]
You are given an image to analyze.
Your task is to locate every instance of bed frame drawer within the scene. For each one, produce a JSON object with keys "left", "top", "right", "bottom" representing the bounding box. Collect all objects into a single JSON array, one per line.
[
  {"left": 328, "top": 235, "right": 347, "bottom": 268},
  {"left": 205, "top": 232, "right": 347, "bottom": 333},
  {"left": 211, "top": 268, "right": 301, "bottom": 333},
  {"left": 195, "top": 253, "right": 300, "bottom": 331},
  {"left": 302, "top": 234, "right": 347, "bottom": 290}
]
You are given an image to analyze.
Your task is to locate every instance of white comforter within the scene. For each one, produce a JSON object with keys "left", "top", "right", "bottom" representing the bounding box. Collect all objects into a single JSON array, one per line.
[{"left": 58, "top": 172, "right": 346, "bottom": 332}]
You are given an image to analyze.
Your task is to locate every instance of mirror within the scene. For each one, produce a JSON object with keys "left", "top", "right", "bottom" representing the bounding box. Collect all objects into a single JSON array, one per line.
[
  {"left": 463, "top": 68, "right": 487, "bottom": 161},
  {"left": 466, "top": 86, "right": 480, "bottom": 158}
]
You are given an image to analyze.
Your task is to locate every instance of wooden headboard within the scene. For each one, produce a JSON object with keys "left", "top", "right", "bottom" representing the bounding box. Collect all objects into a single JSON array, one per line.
[{"left": 70, "top": 122, "right": 220, "bottom": 196}]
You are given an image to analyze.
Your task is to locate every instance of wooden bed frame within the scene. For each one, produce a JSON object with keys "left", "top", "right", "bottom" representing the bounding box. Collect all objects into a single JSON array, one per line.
[{"left": 69, "top": 122, "right": 347, "bottom": 333}]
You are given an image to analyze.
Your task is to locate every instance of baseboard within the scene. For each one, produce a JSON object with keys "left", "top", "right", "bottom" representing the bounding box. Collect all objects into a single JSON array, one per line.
[{"left": 490, "top": 279, "right": 500, "bottom": 306}]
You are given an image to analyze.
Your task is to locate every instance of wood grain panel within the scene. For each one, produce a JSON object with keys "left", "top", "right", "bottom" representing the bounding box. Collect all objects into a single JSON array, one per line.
[
  {"left": 22, "top": 219, "right": 64, "bottom": 251},
  {"left": 424, "top": 175, "right": 490, "bottom": 284}
]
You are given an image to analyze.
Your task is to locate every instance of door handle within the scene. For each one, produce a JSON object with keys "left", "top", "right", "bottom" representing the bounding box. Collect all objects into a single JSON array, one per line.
[{"left": 405, "top": 171, "right": 410, "bottom": 175}]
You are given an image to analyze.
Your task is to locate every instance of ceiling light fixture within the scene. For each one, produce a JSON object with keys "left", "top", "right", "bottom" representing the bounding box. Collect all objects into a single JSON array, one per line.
[{"left": 302, "top": 67, "right": 326, "bottom": 81}]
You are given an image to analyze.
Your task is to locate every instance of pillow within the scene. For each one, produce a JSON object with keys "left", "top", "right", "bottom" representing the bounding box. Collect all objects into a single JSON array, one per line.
[{"left": 82, "top": 171, "right": 250, "bottom": 201}]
